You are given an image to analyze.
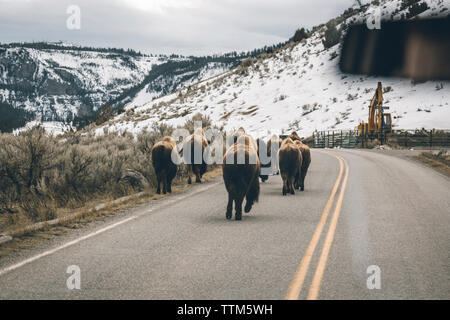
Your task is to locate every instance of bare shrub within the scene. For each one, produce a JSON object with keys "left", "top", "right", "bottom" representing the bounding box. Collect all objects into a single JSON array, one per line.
[
  {"left": 183, "top": 113, "right": 212, "bottom": 132},
  {"left": 0, "top": 114, "right": 221, "bottom": 226},
  {"left": 20, "top": 194, "right": 56, "bottom": 222}
]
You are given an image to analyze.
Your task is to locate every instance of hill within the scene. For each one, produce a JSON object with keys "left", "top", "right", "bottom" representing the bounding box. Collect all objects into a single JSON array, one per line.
[{"left": 94, "top": 0, "right": 449, "bottom": 138}]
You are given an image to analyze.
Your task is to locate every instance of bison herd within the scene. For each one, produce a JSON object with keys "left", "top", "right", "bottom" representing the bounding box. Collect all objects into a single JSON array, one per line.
[{"left": 151, "top": 129, "right": 311, "bottom": 221}]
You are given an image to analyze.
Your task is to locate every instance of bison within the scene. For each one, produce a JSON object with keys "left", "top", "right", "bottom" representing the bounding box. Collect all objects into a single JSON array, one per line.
[
  {"left": 222, "top": 134, "right": 260, "bottom": 220},
  {"left": 183, "top": 128, "right": 209, "bottom": 184},
  {"left": 288, "top": 131, "right": 302, "bottom": 142},
  {"left": 294, "top": 140, "right": 311, "bottom": 191},
  {"left": 151, "top": 136, "right": 178, "bottom": 194},
  {"left": 278, "top": 137, "right": 302, "bottom": 195}
]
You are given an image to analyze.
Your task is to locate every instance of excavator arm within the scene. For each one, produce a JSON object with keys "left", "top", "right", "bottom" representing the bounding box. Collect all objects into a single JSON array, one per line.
[
  {"left": 357, "top": 82, "right": 392, "bottom": 144},
  {"left": 369, "top": 82, "right": 383, "bottom": 132}
]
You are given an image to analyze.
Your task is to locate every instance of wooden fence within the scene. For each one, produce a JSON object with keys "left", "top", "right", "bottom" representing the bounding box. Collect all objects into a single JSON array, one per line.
[{"left": 310, "top": 129, "right": 450, "bottom": 149}]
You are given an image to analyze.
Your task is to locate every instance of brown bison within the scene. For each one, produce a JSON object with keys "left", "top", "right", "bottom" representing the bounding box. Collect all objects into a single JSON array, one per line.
[
  {"left": 223, "top": 134, "right": 260, "bottom": 220},
  {"left": 230, "top": 127, "right": 258, "bottom": 150},
  {"left": 278, "top": 137, "right": 302, "bottom": 195},
  {"left": 151, "top": 136, "right": 178, "bottom": 194},
  {"left": 288, "top": 131, "right": 302, "bottom": 142},
  {"left": 294, "top": 140, "right": 311, "bottom": 191},
  {"left": 183, "top": 128, "right": 209, "bottom": 184}
]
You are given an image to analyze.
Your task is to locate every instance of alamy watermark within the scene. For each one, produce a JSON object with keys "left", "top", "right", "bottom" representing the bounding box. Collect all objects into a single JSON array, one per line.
[
  {"left": 66, "top": 265, "right": 81, "bottom": 290},
  {"left": 366, "top": 265, "right": 381, "bottom": 290},
  {"left": 169, "top": 122, "right": 280, "bottom": 176},
  {"left": 66, "top": 5, "right": 81, "bottom": 30},
  {"left": 366, "top": 7, "right": 381, "bottom": 30}
]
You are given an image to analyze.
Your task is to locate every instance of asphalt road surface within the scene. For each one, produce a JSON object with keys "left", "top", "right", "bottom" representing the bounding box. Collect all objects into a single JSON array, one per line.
[{"left": 0, "top": 149, "right": 448, "bottom": 299}]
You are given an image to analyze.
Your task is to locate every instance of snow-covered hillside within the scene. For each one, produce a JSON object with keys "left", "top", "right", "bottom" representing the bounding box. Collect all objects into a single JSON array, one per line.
[
  {"left": 0, "top": 43, "right": 247, "bottom": 133},
  {"left": 95, "top": 0, "right": 450, "bottom": 138},
  {"left": 0, "top": 44, "right": 161, "bottom": 127}
]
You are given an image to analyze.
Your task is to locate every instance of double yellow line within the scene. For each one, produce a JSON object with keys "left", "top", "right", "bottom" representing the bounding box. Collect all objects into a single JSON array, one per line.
[{"left": 285, "top": 152, "right": 349, "bottom": 300}]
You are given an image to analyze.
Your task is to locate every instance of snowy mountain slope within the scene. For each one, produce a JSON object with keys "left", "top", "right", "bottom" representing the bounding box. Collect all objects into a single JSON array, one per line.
[
  {"left": 115, "top": 59, "right": 242, "bottom": 110},
  {"left": 0, "top": 43, "right": 252, "bottom": 133},
  {"left": 94, "top": 0, "right": 450, "bottom": 138},
  {"left": 0, "top": 44, "right": 162, "bottom": 129}
]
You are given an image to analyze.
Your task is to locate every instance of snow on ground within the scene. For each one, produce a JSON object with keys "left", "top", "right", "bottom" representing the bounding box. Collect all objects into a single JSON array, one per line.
[
  {"left": 0, "top": 46, "right": 164, "bottom": 122},
  {"left": 94, "top": 0, "right": 450, "bottom": 139},
  {"left": 123, "top": 62, "right": 232, "bottom": 111},
  {"left": 13, "top": 120, "right": 75, "bottom": 136},
  {"left": 32, "top": 49, "right": 160, "bottom": 92}
]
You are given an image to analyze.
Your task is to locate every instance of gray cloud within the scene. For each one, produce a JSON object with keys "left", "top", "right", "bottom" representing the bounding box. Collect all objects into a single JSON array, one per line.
[{"left": 0, "top": 0, "right": 355, "bottom": 55}]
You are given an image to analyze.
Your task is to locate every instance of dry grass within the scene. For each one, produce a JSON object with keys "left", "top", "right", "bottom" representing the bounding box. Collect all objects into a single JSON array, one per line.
[
  {"left": 0, "top": 166, "right": 222, "bottom": 257},
  {"left": 0, "top": 113, "right": 219, "bottom": 234},
  {"left": 415, "top": 150, "right": 450, "bottom": 177}
]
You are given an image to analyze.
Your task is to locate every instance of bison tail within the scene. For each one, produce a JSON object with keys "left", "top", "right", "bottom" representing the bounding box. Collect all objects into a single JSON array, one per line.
[{"left": 246, "top": 174, "right": 260, "bottom": 204}]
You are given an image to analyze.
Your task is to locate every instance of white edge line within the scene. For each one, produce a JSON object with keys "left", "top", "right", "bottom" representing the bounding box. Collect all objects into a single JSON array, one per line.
[
  {"left": 0, "top": 216, "right": 136, "bottom": 277},
  {"left": 0, "top": 181, "right": 221, "bottom": 277}
]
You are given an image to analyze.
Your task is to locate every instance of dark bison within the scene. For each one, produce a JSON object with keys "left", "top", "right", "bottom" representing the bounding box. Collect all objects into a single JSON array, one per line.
[
  {"left": 278, "top": 137, "right": 302, "bottom": 195},
  {"left": 151, "top": 136, "right": 177, "bottom": 194},
  {"left": 183, "top": 128, "right": 209, "bottom": 184},
  {"left": 294, "top": 140, "right": 311, "bottom": 191},
  {"left": 223, "top": 134, "right": 260, "bottom": 220}
]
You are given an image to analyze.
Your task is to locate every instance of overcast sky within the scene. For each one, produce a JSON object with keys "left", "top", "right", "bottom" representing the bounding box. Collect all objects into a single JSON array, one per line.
[{"left": 0, "top": 0, "right": 356, "bottom": 55}]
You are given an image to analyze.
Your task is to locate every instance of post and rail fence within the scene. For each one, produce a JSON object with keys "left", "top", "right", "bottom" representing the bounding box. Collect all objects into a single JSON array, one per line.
[{"left": 309, "top": 129, "right": 450, "bottom": 149}]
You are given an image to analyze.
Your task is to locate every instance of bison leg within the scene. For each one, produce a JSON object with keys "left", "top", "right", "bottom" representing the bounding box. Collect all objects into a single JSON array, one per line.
[
  {"left": 300, "top": 167, "right": 308, "bottom": 191},
  {"left": 289, "top": 176, "right": 295, "bottom": 195},
  {"left": 167, "top": 166, "right": 175, "bottom": 193},
  {"left": 167, "top": 178, "right": 172, "bottom": 193},
  {"left": 281, "top": 174, "right": 288, "bottom": 196},
  {"left": 226, "top": 194, "right": 233, "bottom": 220},
  {"left": 187, "top": 165, "right": 193, "bottom": 184},
  {"left": 245, "top": 176, "right": 259, "bottom": 213},
  {"left": 244, "top": 198, "right": 253, "bottom": 213},
  {"left": 156, "top": 178, "right": 161, "bottom": 194},
  {"left": 156, "top": 172, "right": 162, "bottom": 194},
  {"left": 200, "top": 163, "right": 207, "bottom": 179},
  {"left": 294, "top": 171, "right": 300, "bottom": 190},
  {"left": 160, "top": 171, "right": 167, "bottom": 194},
  {"left": 235, "top": 196, "right": 244, "bottom": 221},
  {"left": 195, "top": 167, "right": 202, "bottom": 183}
]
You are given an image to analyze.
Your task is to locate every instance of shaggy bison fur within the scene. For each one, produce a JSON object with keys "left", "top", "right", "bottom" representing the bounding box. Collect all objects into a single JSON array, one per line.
[
  {"left": 222, "top": 135, "right": 260, "bottom": 220},
  {"left": 278, "top": 137, "right": 302, "bottom": 195},
  {"left": 151, "top": 136, "right": 177, "bottom": 194},
  {"left": 288, "top": 131, "right": 302, "bottom": 142},
  {"left": 183, "top": 128, "right": 209, "bottom": 184},
  {"left": 294, "top": 140, "right": 311, "bottom": 191}
]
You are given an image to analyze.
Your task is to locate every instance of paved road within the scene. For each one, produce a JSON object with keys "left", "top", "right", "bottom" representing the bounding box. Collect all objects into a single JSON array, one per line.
[{"left": 0, "top": 150, "right": 448, "bottom": 299}]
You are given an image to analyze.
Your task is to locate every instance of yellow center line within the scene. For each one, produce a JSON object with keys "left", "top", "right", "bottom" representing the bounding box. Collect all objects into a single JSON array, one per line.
[
  {"left": 307, "top": 157, "right": 349, "bottom": 300},
  {"left": 284, "top": 151, "right": 344, "bottom": 300}
]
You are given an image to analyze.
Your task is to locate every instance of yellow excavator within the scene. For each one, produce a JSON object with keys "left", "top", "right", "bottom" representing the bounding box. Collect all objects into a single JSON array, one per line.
[{"left": 357, "top": 82, "right": 392, "bottom": 144}]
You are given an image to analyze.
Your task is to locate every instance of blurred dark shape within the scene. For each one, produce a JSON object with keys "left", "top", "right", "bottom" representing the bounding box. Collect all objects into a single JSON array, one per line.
[{"left": 340, "top": 17, "right": 450, "bottom": 81}]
